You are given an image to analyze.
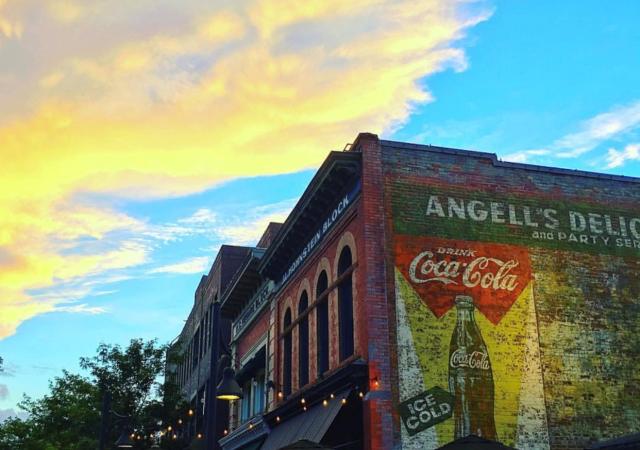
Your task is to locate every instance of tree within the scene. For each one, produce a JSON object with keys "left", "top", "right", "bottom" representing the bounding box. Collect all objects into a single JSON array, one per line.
[
  {"left": 0, "top": 339, "right": 171, "bottom": 450},
  {"left": 80, "top": 338, "right": 165, "bottom": 420}
]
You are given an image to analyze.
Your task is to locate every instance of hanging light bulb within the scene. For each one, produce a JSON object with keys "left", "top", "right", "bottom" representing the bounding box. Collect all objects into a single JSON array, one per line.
[
  {"left": 301, "top": 398, "right": 305, "bottom": 404},
  {"left": 197, "top": 433, "right": 203, "bottom": 439},
  {"left": 188, "top": 409, "right": 194, "bottom": 416},
  {"left": 341, "top": 398, "right": 347, "bottom": 405},
  {"left": 167, "top": 426, "right": 172, "bottom": 432},
  {"left": 276, "top": 416, "right": 281, "bottom": 423},
  {"left": 178, "top": 419, "right": 182, "bottom": 425},
  {"left": 330, "top": 393, "right": 335, "bottom": 399},
  {"left": 322, "top": 399, "right": 328, "bottom": 407}
]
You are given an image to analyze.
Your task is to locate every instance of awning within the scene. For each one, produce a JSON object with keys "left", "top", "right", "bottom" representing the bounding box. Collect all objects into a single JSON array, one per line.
[
  {"left": 586, "top": 432, "right": 640, "bottom": 449},
  {"left": 260, "top": 391, "right": 349, "bottom": 450},
  {"left": 435, "top": 435, "right": 517, "bottom": 450}
]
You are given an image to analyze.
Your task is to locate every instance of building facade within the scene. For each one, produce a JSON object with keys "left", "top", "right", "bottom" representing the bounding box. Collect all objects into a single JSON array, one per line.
[{"left": 169, "top": 133, "right": 640, "bottom": 450}]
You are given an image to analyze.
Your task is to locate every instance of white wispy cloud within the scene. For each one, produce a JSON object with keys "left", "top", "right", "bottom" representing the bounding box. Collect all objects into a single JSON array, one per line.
[
  {"left": 148, "top": 256, "right": 211, "bottom": 275},
  {"left": 52, "top": 303, "right": 107, "bottom": 315},
  {"left": 606, "top": 143, "right": 640, "bottom": 169},
  {"left": 214, "top": 199, "right": 294, "bottom": 246},
  {"left": 503, "top": 100, "right": 640, "bottom": 163}
]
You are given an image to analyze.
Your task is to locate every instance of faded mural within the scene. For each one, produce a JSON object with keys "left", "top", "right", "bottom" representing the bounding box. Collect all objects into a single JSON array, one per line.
[{"left": 390, "top": 181, "right": 640, "bottom": 449}]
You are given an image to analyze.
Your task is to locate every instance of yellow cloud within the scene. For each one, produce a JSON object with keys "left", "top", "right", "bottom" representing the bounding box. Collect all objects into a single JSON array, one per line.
[
  {"left": 0, "top": 0, "right": 490, "bottom": 339},
  {"left": 47, "top": 0, "right": 84, "bottom": 23}
]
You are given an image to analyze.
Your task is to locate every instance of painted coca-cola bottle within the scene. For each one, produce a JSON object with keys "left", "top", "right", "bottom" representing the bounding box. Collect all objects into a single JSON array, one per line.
[{"left": 448, "top": 295, "right": 497, "bottom": 439}]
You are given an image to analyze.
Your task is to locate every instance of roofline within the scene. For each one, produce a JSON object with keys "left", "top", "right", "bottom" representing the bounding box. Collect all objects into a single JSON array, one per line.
[
  {"left": 220, "top": 247, "right": 264, "bottom": 312},
  {"left": 258, "top": 150, "right": 361, "bottom": 273},
  {"left": 380, "top": 139, "right": 640, "bottom": 183}
]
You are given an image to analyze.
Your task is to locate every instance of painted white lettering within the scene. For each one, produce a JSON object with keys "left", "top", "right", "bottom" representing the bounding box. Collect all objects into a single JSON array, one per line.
[
  {"left": 570, "top": 211, "right": 587, "bottom": 232},
  {"left": 467, "top": 200, "right": 488, "bottom": 221},
  {"left": 588, "top": 213, "right": 604, "bottom": 234},
  {"left": 490, "top": 202, "right": 506, "bottom": 224},
  {"left": 543, "top": 209, "right": 559, "bottom": 230},
  {"left": 426, "top": 196, "right": 445, "bottom": 217},
  {"left": 448, "top": 197, "right": 466, "bottom": 219},
  {"left": 630, "top": 218, "right": 640, "bottom": 240}
]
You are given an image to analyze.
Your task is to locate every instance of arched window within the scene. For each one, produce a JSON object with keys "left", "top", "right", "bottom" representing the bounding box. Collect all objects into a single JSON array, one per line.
[
  {"left": 316, "top": 271, "right": 329, "bottom": 376},
  {"left": 338, "top": 247, "right": 354, "bottom": 361},
  {"left": 298, "top": 292, "right": 309, "bottom": 388},
  {"left": 283, "top": 308, "right": 292, "bottom": 396}
]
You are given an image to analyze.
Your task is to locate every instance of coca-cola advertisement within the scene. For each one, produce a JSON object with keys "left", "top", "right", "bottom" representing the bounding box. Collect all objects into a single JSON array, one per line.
[{"left": 390, "top": 182, "right": 640, "bottom": 450}]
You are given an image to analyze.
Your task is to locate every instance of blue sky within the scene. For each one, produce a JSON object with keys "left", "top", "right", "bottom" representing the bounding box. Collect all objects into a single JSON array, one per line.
[{"left": 1, "top": 0, "right": 639, "bottom": 420}]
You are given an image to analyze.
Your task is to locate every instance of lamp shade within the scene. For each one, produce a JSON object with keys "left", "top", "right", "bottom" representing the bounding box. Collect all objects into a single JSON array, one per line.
[
  {"left": 216, "top": 366, "right": 243, "bottom": 400},
  {"left": 115, "top": 430, "right": 135, "bottom": 448}
]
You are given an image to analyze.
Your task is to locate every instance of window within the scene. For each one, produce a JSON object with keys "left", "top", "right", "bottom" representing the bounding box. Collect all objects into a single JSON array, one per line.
[
  {"left": 239, "top": 370, "right": 265, "bottom": 422},
  {"left": 253, "top": 370, "right": 265, "bottom": 415},
  {"left": 241, "top": 380, "right": 252, "bottom": 422},
  {"left": 338, "top": 246, "right": 354, "bottom": 361},
  {"left": 193, "top": 329, "right": 200, "bottom": 367},
  {"left": 316, "top": 271, "right": 329, "bottom": 375},
  {"left": 283, "top": 308, "right": 292, "bottom": 396},
  {"left": 298, "top": 292, "right": 309, "bottom": 387}
]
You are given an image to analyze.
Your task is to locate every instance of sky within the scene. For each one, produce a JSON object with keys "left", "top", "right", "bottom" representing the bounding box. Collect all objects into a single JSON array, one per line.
[{"left": 1, "top": 0, "right": 639, "bottom": 421}]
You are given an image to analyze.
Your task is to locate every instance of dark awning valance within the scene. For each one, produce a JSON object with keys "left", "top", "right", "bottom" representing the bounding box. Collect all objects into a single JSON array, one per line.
[{"left": 259, "top": 390, "right": 349, "bottom": 450}]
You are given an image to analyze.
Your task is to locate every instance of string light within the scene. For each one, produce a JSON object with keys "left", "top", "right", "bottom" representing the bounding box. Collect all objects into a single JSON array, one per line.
[
  {"left": 276, "top": 416, "right": 281, "bottom": 423},
  {"left": 188, "top": 409, "right": 194, "bottom": 416},
  {"left": 249, "top": 423, "right": 253, "bottom": 430},
  {"left": 322, "top": 399, "right": 328, "bottom": 407},
  {"left": 197, "top": 433, "right": 203, "bottom": 439},
  {"left": 303, "top": 406, "right": 307, "bottom": 411},
  {"left": 341, "top": 398, "right": 347, "bottom": 405},
  {"left": 172, "top": 434, "right": 177, "bottom": 440},
  {"left": 330, "top": 393, "right": 335, "bottom": 399},
  {"left": 301, "top": 398, "right": 306, "bottom": 405},
  {"left": 224, "top": 429, "right": 228, "bottom": 435},
  {"left": 167, "top": 426, "right": 172, "bottom": 432},
  {"left": 278, "top": 391, "right": 283, "bottom": 399},
  {"left": 359, "top": 391, "right": 364, "bottom": 398},
  {"left": 178, "top": 419, "right": 182, "bottom": 425}
]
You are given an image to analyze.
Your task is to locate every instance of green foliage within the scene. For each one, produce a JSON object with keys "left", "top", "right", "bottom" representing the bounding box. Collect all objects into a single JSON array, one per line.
[
  {"left": 0, "top": 339, "right": 175, "bottom": 450},
  {"left": 80, "top": 338, "right": 165, "bottom": 417}
]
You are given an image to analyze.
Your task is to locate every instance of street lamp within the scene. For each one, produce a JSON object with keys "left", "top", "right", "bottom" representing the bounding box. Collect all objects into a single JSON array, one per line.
[
  {"left": 99, "top": 390, "right": 135, "bottom": 450},
  {"left": 204, "top": 301, "right": 244, "bottom": 450},
  {"left": 216, "top": 364, "right": 243, "bottom": 401},
  {"left": 114, "top": 429, "right": 135, "bottom": 448}
]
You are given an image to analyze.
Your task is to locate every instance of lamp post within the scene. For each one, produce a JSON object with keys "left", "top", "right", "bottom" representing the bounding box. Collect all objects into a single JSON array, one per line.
[
  {"left": 98, "top": 390, "right": 135, "bottom": 450},
  {"left": 204, "top": 301, "right": 243, "bottom": 450}
]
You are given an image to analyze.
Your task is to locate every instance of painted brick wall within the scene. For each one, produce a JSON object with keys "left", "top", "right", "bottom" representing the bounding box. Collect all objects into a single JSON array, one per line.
[{"left": 379, "top": 140, "right": 640, "bottom": 450}]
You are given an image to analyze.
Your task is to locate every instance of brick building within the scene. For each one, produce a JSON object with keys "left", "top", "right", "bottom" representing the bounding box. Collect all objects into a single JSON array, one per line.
[{"left": 168, "top": 133, "right": 640, "bottom": 450}]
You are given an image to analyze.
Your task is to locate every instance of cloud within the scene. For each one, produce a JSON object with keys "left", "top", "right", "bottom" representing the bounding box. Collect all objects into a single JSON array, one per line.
[
  {"left": 214, "top": 199, "right": 295, "bottom": 245},
  {"left": 606, "top": 143, "right": 640, "bottom": 169},
  {"left": 0, "top": 408, "right": 28, "bottom": 423},
  {"left": 0, "top": 0, "right": 490, "bottom": 338},
  {"left": 52, "top": 303, "right": 107, "bottom": 315},
  {"left": 148, "top": 256, "right": 211, "bottom": 275},
  {"left": 503, "top": 100, "right": 640, "bottom": 163},
  {"left": 0, "top": 384, "right": 7, "bottom": 400}
]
